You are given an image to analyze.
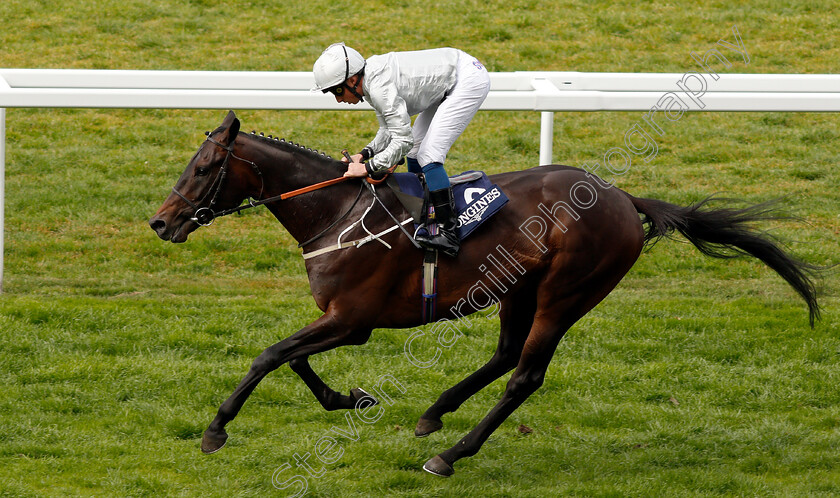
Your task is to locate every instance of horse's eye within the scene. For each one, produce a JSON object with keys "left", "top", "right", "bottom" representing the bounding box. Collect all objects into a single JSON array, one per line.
[{"left": 195, "top": 166, "right": 210, "bottom": 176}]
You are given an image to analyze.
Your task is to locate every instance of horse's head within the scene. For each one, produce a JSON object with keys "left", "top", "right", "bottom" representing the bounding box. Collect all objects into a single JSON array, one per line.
[{"left": 149, "top": 111, "right": 251, "bottom": 243}]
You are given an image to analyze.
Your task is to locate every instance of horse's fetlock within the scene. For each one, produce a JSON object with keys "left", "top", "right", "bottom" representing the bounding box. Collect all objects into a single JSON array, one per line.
[{"left": 320, "top": 390, "right": 342, "bottom": 411}]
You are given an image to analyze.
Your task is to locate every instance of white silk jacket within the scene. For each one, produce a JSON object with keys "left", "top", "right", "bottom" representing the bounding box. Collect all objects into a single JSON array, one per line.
[{"left": 362, "top": 48, "right": 462, "bottom": 172}]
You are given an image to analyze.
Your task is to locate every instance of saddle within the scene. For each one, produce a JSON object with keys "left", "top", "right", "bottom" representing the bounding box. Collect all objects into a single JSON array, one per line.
[{"left": 385, "top": 171, "right": 509, "bottom": 240}]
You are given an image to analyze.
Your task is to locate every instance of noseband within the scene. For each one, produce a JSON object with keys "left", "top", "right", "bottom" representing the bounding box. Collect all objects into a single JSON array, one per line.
[{"left": 170, "top": 136, "right": 263, "bottom": 226}]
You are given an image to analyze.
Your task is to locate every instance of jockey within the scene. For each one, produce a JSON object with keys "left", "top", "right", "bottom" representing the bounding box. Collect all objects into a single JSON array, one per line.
[{"left": 312, "top": 42, "right": 491, "bottom": 257}]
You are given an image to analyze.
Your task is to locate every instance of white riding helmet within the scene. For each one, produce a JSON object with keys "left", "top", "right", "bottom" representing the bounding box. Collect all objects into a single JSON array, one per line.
[{"left": 312, "top": 42, "right": 366, "bottom": 92}]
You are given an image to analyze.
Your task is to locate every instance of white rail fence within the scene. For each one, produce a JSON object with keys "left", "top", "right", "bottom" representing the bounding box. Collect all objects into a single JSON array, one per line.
[{"left": 1, "top": 69, "right": 839, "bottom": 290}]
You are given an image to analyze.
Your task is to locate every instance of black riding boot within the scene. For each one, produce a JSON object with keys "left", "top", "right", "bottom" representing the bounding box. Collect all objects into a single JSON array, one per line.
[{"left": 415, "top": 188, "right": 460, "bottom": 257}]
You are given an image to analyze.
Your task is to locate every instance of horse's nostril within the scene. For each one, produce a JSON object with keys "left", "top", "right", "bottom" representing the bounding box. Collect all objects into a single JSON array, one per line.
[{"left": 149, "top": 218, "right": 166, "bottom": 232}]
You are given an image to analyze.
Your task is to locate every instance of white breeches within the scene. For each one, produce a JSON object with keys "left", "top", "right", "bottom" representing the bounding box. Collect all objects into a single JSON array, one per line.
[{"left": 409, "top": 53, "right": 491, "bottom": 166}]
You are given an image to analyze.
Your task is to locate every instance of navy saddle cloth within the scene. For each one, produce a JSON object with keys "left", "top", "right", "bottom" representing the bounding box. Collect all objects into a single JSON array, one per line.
[{"left": 391, "top": 171, "right": 509, "bottom": 240}]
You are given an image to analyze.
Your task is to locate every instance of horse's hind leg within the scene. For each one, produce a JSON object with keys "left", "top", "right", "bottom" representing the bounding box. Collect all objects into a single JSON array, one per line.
[
  {"left": 289, "top": 356, "right": 377, "bottom": 411},
  {"left": 423, "top": 315, "right": 569, "bottom": 477},
  {"left": 415, "top": 292, "right": 536, "bottom": 437},
  {"left": 422, "top": 245, "right": 640, "bottom": 476}
]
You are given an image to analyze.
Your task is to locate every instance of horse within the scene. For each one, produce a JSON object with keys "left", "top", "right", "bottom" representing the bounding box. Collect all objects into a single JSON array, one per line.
[{"left": 149, "top": 111, "right": 820, "bottom": 477}]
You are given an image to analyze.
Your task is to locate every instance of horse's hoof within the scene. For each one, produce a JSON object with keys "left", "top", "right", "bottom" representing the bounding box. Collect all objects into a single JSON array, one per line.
[
  {"left": 415, "top": 418, "right": 443, "bottom": 437},
  {"left": 423, "top": 455, "right": 454, "bottom": 477},
  {"left": 201, "top": 428, "right": 228, "bottom": 454},
  {"left": 350, "top": 388, "right": 378, "bottom": 406}
]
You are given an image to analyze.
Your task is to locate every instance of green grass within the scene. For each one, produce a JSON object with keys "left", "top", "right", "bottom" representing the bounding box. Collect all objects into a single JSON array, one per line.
[{"left": 2, "top": 1, "right": 840, "bottom": 496}]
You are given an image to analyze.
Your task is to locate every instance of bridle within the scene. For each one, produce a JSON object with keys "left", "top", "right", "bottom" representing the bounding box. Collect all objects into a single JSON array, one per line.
[
  {"left": 168, "top": 134, "right": 367, "bottom": 248},
  {"left": 169, "top": 133, "right": 415, "bottom": 249},
  {"left": 171, "top": 134, "right": 360, "bottom": 228},
  {"left": 170, "top": 135, "right": 264, "bottom": 226}
]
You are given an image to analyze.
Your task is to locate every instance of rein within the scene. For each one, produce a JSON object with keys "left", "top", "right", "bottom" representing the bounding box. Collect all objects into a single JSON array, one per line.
[
  {"left": 172, "top": 136, "right": 360, "bottom": 227},
  {"left": 171, "top": 135, "right": 404, "bottom": 247}
]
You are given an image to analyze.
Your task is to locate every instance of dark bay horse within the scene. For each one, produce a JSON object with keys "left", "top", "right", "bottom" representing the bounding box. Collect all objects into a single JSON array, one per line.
[{"left": 149, "top": 111, "right": 820, "bottom": 477}]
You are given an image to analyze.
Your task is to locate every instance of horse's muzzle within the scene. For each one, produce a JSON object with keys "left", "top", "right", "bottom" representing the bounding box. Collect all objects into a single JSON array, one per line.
[
  {"left": 149, "top": 216, "right": 173, "bottom": 241},
  {"left": 149, "top": 214, "right": 195, "bottom": 243}
]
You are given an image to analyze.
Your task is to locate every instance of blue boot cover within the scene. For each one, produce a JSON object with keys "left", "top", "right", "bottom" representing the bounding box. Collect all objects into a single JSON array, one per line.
[
  {"left": 406, "top": 156, "right": 422, "bottom": 174},
  {"left": 421, "top": 162, "right": 450, "bottom": 192}
]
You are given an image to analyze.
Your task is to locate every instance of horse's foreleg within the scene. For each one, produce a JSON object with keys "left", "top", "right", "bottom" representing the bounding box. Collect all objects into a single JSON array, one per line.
[
  {"left": 201, "top": 314, "right": 370, "bottom": 454},
  {"left": 415, "top": 294, "right": 535, "bottom": 437},
  {"left": 289, "top": 356, "right": 377, "bottom": 411}
]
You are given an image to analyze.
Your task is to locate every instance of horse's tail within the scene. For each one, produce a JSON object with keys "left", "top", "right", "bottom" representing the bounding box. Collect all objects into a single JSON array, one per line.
[{"left": 627, "top": 194, "right": 821, "bottom": 327}]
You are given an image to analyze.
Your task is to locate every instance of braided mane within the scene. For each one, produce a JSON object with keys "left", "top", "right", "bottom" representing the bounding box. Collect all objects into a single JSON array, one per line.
[
  {"left": 245, "top": 130, "right": 336, "bottom": 162},
  {"left": 205, "top": 127, "right": 339, "bottom": 163}
]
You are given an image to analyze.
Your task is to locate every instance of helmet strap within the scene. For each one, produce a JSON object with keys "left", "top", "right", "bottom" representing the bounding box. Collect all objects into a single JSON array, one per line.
[
  {"left": 340, "top": 45, "right": 365, "bottom": 102},
  {"left": 344, "top": 78, "right": 365, "bottom": 103}
]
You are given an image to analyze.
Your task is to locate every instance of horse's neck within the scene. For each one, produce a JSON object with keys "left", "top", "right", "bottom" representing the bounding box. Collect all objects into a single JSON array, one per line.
[{"left": 243, "top": 136, "right": 356, "bottom": 244}]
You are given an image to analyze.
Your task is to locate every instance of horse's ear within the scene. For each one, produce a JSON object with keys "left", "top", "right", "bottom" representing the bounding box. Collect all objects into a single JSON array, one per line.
[
  {"left": 219, "top": 110, "right": 240, "bottom": 145},
  {"left": 228, "top": 114, "right": 240, "bottom": 141},
  {"left": 222, "top": 110, "right": 237, "bottom": 126}
]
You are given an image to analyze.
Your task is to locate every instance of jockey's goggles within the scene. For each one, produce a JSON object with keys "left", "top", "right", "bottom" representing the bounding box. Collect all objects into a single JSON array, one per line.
[{"left": 323, "top": 84, "right": 346, "bottom": 96}]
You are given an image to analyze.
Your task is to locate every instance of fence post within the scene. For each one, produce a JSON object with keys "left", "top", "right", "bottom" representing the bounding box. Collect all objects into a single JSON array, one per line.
[
  {"left": 530, "top": 78, "right": 561, "bottom": 166},
  {"left": 539, "top": 111, "right": 554, "bottom": 165},
  {"left": 0, "top": 75, "right": 7, "bottom": 293}
]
